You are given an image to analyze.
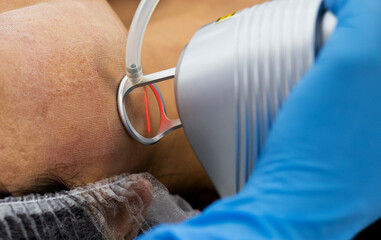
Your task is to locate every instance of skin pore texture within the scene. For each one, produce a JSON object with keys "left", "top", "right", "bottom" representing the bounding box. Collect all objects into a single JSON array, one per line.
[
  {"left": 0, "top": 0, "right": 266, "bottom": 208},
  {"left": 0, "top": 0, "right": 149, "bottom": 194}
]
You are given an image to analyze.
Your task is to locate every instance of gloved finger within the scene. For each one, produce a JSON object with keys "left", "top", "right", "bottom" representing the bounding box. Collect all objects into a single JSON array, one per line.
[
  {"left": 318, "top": 0, "right": 381, "bottom": 74},
  {"left": 325, "top": 0, "right": 379, "bottom": 17},
  {"left": 71, "top": 174, "right": 153, "bottom": 240}
]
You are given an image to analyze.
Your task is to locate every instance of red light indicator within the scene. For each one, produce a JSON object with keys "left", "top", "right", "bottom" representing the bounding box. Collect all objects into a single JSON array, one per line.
[
  {"left": 149, "top": 84, "right": 167, "bottom": 124},
  {"left": 144, "top": 86, "right": 151, "bottom": 135}
]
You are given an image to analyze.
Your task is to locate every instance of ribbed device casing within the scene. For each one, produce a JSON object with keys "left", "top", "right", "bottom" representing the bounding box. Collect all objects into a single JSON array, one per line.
[{"left": 175, "top": 0, "right": 337, "bottom": 196}]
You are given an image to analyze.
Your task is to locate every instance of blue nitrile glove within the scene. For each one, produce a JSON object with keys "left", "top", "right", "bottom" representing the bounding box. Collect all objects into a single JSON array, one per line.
[{"left": 139, "top": 0, "right": 381, "bottom": 239}]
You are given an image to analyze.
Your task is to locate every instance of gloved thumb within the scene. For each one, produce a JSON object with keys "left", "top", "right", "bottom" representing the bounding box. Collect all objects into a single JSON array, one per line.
[{"left": 321, "top": 0, "right": 381, "bottom": 71}]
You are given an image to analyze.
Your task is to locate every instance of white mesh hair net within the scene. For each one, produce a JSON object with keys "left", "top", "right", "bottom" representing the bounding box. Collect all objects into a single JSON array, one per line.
[
  {"left": 0, "top": 173, "right": 198, "bottom": 240},
  {"left": 140, "top": 173, "right": 199, "bottom": 230}
]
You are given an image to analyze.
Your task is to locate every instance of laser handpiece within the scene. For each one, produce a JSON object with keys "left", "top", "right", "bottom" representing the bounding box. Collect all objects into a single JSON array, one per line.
[{"left": 118, "top": 0, "right": 337, "bottom": 197}]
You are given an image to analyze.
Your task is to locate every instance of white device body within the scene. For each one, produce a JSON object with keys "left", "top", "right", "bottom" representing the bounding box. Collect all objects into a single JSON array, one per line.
[
  {"left": 119, "top": 0, "right": 337, "bottom": 197},
  {"left": 175, "top": 0, "right": 337, "bottom": 197}
]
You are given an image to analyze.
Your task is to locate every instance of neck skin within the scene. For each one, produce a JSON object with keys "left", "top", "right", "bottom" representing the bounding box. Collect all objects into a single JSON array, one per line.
[{"left": 1, "top": 0, "right": 218, "bottom": 208}]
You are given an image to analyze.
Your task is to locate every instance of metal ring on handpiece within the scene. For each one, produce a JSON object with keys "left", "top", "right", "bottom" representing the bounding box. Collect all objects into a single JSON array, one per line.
[{"left": 117, "top": 68, "right": 182, "bottom": 145}]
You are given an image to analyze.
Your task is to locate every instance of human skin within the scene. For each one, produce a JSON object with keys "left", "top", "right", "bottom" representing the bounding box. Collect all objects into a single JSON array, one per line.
[
  {"left": 0, "top": 0, "right": 149, "bottom": 194},
  {"left": 0, "top": 0, "right": 266, "bottom": 206}
]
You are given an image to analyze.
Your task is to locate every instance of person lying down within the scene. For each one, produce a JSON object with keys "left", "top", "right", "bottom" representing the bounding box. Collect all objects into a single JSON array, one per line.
[
  {"left": 2, "top": 0, "right": 380, "bottom": 239},
  {"left": 0, "top": 0, "right": 229, "bottom": 238}
]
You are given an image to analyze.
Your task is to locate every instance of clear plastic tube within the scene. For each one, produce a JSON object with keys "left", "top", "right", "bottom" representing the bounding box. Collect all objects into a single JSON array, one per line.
[{"left": 125, "top": 0, "right": 159, "bottom": 83}]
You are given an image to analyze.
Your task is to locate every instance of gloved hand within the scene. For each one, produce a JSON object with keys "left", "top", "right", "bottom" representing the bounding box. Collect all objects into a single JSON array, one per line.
[{"left": 138, "top": 0, "right": 381, "bottom": 239}]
